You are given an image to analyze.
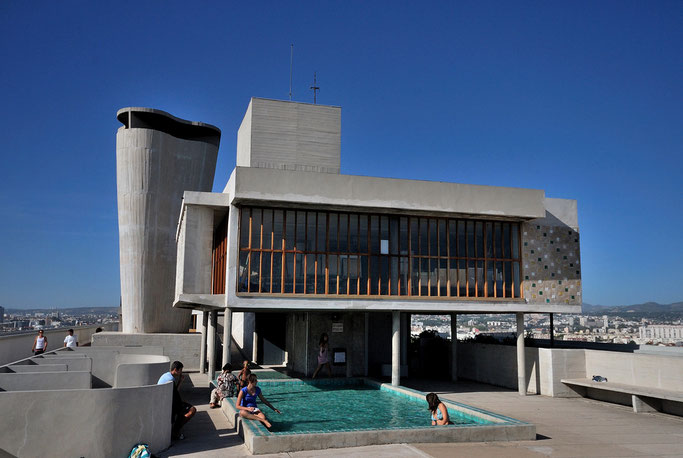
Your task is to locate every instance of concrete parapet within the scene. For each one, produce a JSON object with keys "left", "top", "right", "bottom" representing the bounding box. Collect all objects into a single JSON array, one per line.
[
  {"left": 93, "top": 332, "right": 201, "bottom": 371},
  {"left": 0, "top": 371, "right": 92, "bottom": 391}
]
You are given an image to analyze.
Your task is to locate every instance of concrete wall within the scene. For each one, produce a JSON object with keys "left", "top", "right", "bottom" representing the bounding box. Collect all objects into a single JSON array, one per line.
[
  {"left": 0, "top": 382, "right": 172, "bottom": 457},
  {"left": 116, "top": 107, "right": 219, "bottom": 333},
  {"left": 114, "top": 354, "right": 170, "bottom": 388},
  {"left": 584, "top": 350, "right": 683, "bottom": 392},
  {"left": 236, "top": 98, "right": 341, "bottom": 174},
  {"left": 92, "top": 332, "right": 201, "bottom": 371},
  {"left": 0, "top": 371, "right": 91, "bottom": 391},
  {"left": 0, "top": 324, "right": 117, "bottom": 366},
  {"left": 457, "top": 343, "right": 541, "bottom": 394},
  {"left": 175, "top": 205, "right": 214, "bottom": 298},
  {"left": 522, "top": 198, "right": 582, "bottom": 306}
]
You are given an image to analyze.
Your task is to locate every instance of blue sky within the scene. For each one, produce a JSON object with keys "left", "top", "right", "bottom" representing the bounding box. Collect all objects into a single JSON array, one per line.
[{"left": 0, "top": 1, "right": 681, "bottom": 308}]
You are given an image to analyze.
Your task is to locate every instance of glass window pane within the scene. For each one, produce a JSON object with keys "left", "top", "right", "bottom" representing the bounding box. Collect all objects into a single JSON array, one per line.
[
  {"left": 421, "top": 258, "right": 429, "bottom": 296},
  {"left": 485, "top": 222, "right": 493, "bottom": 258},
  {"left": 250, "top": 252, "right": 260, "bottom": 292},
  {"left": 285, "top": 211, "right": 295, "bottom": 250},
  {"left": 410, "top": 218, "right": 418, "bottom": 256},
  {"left": 400, "top": 217, "right": 408, "bottom": 255},
  {"left": 411, "top": 258, "right": 420, "bottom": 296},
  {"left": 438, "top": 220, "right": 447, "bottom": 257},
  {"left": 495, "top": 261, "right": 503, "bottom": 298},
  {"left": 370, "top": 216, "right": 380, "bottom": 254},
  {"left": 429, "top": 258, "right": 437, "bottom": 296},
  {"left": 476, "top": 222, "right": 483, "bottom": 258},
  {"left": 390, "top": 257, "right": 399, "bottom": 295},
  {"left": 467, "top": 260, "right": 475, "bottom": 297},
  {"left": 504, "top": 261, "right": 512, "bottom": 297},
  {"left": 390, "top": 217, "right": 399, "bottom": 255},
  {"left": 513, "top": 262, "right": 520, "bottom": 298},
  {"left": 459, "top": 260, "right": 467, "bottom": 297},
  {"left": 370, "top": 256, "right": 379, "bottom": 294},
  {"left": 306, "top": 254, "right": 316, "bottom": 294},
  {"left": 316, "top": 254, "right": 325, "bottom": 294},
  {"left": 295, "top": 253, "right": 304, "bottom": 293},
  {"left": 328, "top": 213, "right": 338, "bottom": 253},
  {"left": 449, "top": 220, "right": 457, "bottom": 257},
  {"left": 476, "top": 260, "right": 484, "bottom": 297},
  {"left": 428, "top": 219, "right": 436, "bottom": 258},
  {"left": 339, "top": 214, "right": 348, "bottom": 253},
  {"left": 420, "top": 219, "right": 429, "bottom": 256},
  {"left": 296, "top": 211, "right": 306, "bottom": 251},
  {"left": 359, "top": 255, "right": 369, "bottom": 294},
  {"left": 349, "top": 214, "right": 359, "bottom": 253},
  {"left": 348, "top": 255, "right": 358, "bottom": 295},
  {"left": 486, "top": 261, "right": 494, "bottom": 298},
  {"left": 380, "top": 216, "right": 389, "bottom": 255},
  {"left": 450, "top": 259, "right": 459, "bottom": 297},
  {"left": 238, "top": 251, "right": 249, "bottom": 292},
  {"left": 457, "top": 221, "right": 466, "bottom": 258},
  {"left": 359, "top": 214, "right": 369, "bottom": 253},
  {"left": 284, "top": 253, "right": 294, "bottom": 293},
  {"left": 272, "top": 253, "right": 282, "bottom": 293},
  {"left": 494, "top": 223, "right": 502, "bottom": 259},
  {"left": 512, "top": 224, "right": 519, "bottom": 259},
  {"left": 503, "top": 223, "right": 511, "bottom": 258},
  {"left": 252, "top": 208, "right": 262, "bottom": 249},
  {"left": 306, "top": 211, "right": 316, "bottom": 251},
  {"left": 466, "top": 221, "right": 475, "bottom": 259},
  {"left": 273, "top": 210, "right": 283, "bottom": 250},
  {"left": 439, "top": 258, "right": 448, "bottom": 296},
  {"left": 380, "top": 256, "right": 389, "bottom": 295},
  {"left": 262, "top": 209, "right": 272, "bottom": 249},
  {"left": 400, "top": 257, "right": 409, "bottom": 295},
  {"left": 260, "top": 252, "right": 271, "bottom": 293},
  {"left": 317, "top": 212, "right": 327, "bottom": 252},
  {"left": 328, "top": 254, "right": 338, "bottom": 294},
  {"left": 339, "top": 254, "right": 348, "bottom": 294},
  {"left": 240, "top": 208, "right": 250, "bottom": 249}
]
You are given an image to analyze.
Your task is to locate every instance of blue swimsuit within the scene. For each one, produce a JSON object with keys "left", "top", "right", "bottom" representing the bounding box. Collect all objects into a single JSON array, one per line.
[
  {"left": 240, "top": 386, "right": 261, "bottom": 408},
  {"left": 431, "top": 408, "right": 443, "bottom": 421}
]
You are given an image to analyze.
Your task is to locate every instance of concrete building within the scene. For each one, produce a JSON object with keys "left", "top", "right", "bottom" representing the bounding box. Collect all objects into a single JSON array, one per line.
[
  {"left": 639, "top": 325, "right": 683, "bottom": 343},
  {"left": 116, "top": 107, "right": 221, "bottom": 333},
  {"left": 171, "top": 97, "right": 582, "bottom": 393}
]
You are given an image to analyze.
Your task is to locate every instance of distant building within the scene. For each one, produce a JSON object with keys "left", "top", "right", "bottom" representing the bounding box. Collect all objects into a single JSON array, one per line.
[
  {"left": 0, "top": 306, "right": 4, "bottom": 323},
  {"left": 639, "top": 325, "right": 683, "bottom": 342}
]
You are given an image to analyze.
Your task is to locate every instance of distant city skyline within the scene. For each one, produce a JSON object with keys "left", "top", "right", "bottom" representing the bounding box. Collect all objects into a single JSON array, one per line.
[{"left": 1, "top": 1, "right": 682, "bottom": 308}]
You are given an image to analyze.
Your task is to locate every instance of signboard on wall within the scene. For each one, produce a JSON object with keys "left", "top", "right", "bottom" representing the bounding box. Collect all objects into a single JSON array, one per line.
[{"left": 332, "top": 322, "right": 343, "bottom": 333}]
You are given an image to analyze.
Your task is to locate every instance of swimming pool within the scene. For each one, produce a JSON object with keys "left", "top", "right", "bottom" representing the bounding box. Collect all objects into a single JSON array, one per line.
[{"left": 222, "top": 378, "right": 535, "bottom": 454}]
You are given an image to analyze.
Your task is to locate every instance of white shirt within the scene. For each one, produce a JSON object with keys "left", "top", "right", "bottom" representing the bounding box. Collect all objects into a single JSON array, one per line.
[{"left": 64, "top": 335, "right": 78, "bottom": 347}]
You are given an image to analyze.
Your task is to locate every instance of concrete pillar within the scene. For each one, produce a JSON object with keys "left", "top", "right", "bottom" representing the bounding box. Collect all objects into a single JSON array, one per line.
[
  {"left": 392, "top": 311, "right": 400, "bottom": 386},
  {"left": 516, "top": 312, "right": 526, "bottom": 396},
  {"left": 222, "top": 308, "right": 232, "bottom": 367},
  {"left": 207, "top": 311, "right": 217, "bottom": 381},
  {"left": 199, "top": 311, "right": 208, "bottom": 374},
  {"left": 252, "top": 331, "right": 259, "bottom": 364},
  {"left": 450, "top": 313, "right": 458, "bottom": 381},
  {"left": 549, "top": 313, "right": 555, "bottom": 348}
]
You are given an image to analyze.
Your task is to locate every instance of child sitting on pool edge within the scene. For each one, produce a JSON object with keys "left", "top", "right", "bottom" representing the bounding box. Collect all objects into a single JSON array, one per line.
[
  {"left": 426, "top": 392, "right": 453, "bottom": 426},
  {"left": 236, "top": 373, "right": 281, "bottom": 429}
]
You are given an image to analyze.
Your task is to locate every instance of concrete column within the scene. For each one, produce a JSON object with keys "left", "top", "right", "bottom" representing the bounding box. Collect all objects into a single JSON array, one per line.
[
  {"left": 400, "top": 313, "right": 408, "bottom": 367},
  {"left": 252, "top": 331, "right": 259, "bottom": 364},
  {"left": 450, "top": 313, "right": 458, "bottom": 381},
  {"left": 199, "top": 311, "right": 208, "bottom": 374},
  {"left": 516, "top": 312, "right": 526, "bottom": 396},
  {"left": 222, "top": 308, "right": 232, "bottom": 367},
  {"left": 207, "top": 311, "right": 217, "bottom": 381},
  {"left": 392, "top": 311, "right": 400, "bottom": 386}
]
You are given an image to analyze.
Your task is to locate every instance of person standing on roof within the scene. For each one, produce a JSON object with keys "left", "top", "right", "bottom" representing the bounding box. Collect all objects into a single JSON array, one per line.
[
  {"left": 32, "top": 330, "right": 47, "bottom": 355},
  {"left": 63, "top": 329, "right": 78, "bottom": 348}
]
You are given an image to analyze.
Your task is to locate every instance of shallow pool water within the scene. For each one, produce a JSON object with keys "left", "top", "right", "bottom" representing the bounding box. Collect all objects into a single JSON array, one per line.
[{"left": 244, "top": 380, "right": 493, "bottom": 435}]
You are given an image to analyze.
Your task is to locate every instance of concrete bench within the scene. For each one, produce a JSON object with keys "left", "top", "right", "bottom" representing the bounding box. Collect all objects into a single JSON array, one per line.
[{"left": 561, "top": 378, "right": 683, "bottom": 414}]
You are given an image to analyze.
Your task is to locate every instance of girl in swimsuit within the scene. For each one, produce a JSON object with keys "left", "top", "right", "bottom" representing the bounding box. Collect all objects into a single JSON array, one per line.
[
  {"left": 426, "top": 392, "right": 452, "bottom": 426},
  {"left": 312, "top": 333, "right": 332, "bottom": 379},
  {"left": 236, "top": 374, "right": 281, "bottom": 429}
]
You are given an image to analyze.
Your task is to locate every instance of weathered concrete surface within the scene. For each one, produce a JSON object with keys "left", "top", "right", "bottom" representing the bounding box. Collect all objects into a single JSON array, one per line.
[
  {"left": 0, "top": 382, "right": 172, "bottom": 458},
  {"left": 237, "top": 98, "right": 341, "bottom": 174},
  {"left": 114, "top": 354, "right": 170, "bottom": 388},
  {"left": 116, "top": 107, "right": 220, "bottom": 333},
  {"left": 92, "top": 332, "right": 201, "bottom": 371},
  {"left": 0, "top": 371, "right": 91, "bottom": 391},
  {"left": 0, "top": 324, "right": 117, "bottom": 366}
]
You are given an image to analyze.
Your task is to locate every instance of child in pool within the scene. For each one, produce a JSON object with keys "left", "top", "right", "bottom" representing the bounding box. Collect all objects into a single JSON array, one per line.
[
  {"left": 426, "top": 392, "right": 453, "bottom": 426},
  {"left": 236, "top": 373, "right": 281, "bottom": 429}
]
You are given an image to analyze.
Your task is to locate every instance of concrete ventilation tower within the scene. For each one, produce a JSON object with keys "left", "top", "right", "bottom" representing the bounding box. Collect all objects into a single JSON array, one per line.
[{"left": 116, "top": 108, "right": 221, "bottom": 333}]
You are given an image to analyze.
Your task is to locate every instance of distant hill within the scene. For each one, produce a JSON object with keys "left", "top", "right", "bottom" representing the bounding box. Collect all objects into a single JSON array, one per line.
[{"left": 582, "top": 302, "right": 683, "bottom": 314}]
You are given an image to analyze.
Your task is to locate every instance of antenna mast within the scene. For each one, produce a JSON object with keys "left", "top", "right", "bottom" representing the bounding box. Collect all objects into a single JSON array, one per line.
[
  {"left": 289, "top": 44, "right": 293, "bottom": 101},
  {"left": 310, "top": 72, "right": 320, "bottom": 104}
]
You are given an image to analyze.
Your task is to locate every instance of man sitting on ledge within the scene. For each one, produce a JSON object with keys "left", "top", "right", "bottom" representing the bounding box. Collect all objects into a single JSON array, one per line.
[{"left": 158, "top": 360, "right": 196, "bottom": 440}]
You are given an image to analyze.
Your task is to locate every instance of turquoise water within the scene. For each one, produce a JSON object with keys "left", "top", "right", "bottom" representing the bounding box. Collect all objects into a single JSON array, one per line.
[{"left": 241, "top": 380, "right": 495, "bottom": 436}]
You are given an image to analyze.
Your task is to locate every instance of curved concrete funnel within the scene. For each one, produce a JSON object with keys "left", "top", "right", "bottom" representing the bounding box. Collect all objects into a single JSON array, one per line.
[{"left": 116, "top": 107, "right": 220, "bottom": 333}]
